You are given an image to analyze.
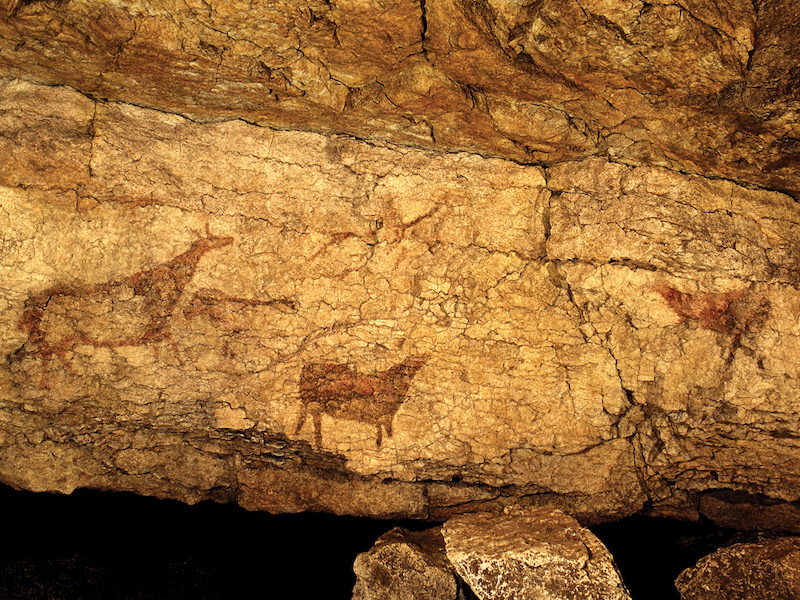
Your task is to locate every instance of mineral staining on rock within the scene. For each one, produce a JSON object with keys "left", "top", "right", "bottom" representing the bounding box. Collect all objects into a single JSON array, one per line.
[
  {"left": 2, "top": 78, "right": 800, "bottom": 520},
  {"left": 1, "top": 0, "right": 797, "bottom": 198}
]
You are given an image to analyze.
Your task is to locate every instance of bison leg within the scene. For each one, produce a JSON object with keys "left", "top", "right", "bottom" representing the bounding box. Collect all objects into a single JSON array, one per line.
[
  {"left": 384, "top": 417, "right": 393, "bottom": 439},
  {"left": 313, "top": 411, "right": 323, "bottom": 449},
  {"left": 170, "top": 339, "right": 185, "bottom": 365},
  {"left": 294, "top": 405, "right": 307, "bottom": 435}
]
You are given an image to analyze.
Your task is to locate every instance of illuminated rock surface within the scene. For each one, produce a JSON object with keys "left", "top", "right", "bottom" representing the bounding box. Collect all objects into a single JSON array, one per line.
[
  {"left": 443, "top": 508, "right": 631, "bottom": 600},
  {"left": 675, "top": 536, "right": 800, "bottom": 600},
  {"left": 352, "top": 526, "right": 462, "bottom": 600},
  {"left": 1, "top": 0, "right": 800, "bottom": 527}
]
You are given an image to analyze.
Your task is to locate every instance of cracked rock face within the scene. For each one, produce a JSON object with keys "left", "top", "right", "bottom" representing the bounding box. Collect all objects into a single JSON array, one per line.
[
  {"left": 2, "top": 77, "right": 800, "bottom": 521},
  {"left": 442, "top": 508, "right": 632, "bottom": 600},
  {"left": 1, "top": 0, "right": 800, "bottom": 525},
  {"left": 0, "top": 0, "right": 798, "bottom": 195}
]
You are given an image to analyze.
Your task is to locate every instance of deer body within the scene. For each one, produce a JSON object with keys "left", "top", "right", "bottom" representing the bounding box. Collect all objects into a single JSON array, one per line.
[
  {"left": 16, "top": 227, "right": 233, "bottom": 373},
  {"left": 295, "top": 357, "right": 427, "bottom": 448}
]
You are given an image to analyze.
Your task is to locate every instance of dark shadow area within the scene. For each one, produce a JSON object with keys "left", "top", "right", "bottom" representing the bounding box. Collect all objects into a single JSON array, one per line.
[
  {"left": 591, "top": 515, "right": 744, "bottom": 600},
  {"left": 1, "top": 483, "right": 767, "bottom": 600},
  {"left": 0, "top": 483, "right": 426, "bottom": 599}
]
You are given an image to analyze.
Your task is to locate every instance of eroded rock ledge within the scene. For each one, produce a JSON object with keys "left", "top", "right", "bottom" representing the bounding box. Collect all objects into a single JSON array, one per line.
[
  {"left": 2, "top": 79, "right": 800, "bottom": 524},
  {"left": 0, "top": 0, "right": 798, "bottom": 197}
]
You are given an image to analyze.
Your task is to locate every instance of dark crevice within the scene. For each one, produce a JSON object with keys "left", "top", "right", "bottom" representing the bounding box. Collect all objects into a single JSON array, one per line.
[{"left": 419, "top": 0, "right": 428, "bottom": 45}]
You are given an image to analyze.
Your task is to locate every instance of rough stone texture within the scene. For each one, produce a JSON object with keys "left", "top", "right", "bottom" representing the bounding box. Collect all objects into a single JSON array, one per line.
[
  {"left": 2, "top": 77, "right": 800, "bottom": 521},
  {"left": 699, "top": 490, "right": 800, "bottom": 533},
  {"left": 352, "top": 527, "right": 462, "bottom": 600},
  {"left": 0, "top": 0, "right": 798, "bottom": 198},
  {"left": 548, "top": 157, "right": 800, "bottom": 516},
  {"left": 675, "top": 536, "right": 800, "bottom": 599},
  {"left": 442, "top": 507, "right": 631, "bottom": 599}
]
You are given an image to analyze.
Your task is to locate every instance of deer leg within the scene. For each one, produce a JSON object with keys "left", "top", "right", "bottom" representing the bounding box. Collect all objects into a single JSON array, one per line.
[
  {"left": 38, "top": 347, "right": 74, "bottom": 389},
  {"left": 163, "top": 328, "right": 184, "bottom": 365},
  {"left": 52, "top": 350, "right": 76, "bottom": 375},
  {"left": 38, "top": 354, "right": 53, "bottom": 389},
  {"left": 170, "top": 339, "right": 185, "bottom": 365},
  {"left": 47, "top": 335, "right": 82, "bottom": 375},
  {"left": 376, "top": 424, "right": 383, "bottom": 448},
  {"left": 150, "top": 330, "right": 184, "bottom": 366}
]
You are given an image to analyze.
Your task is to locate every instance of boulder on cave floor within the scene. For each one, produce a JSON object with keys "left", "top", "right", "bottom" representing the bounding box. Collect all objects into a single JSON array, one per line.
[
  {"left": 352, "top": 526, "right": 465, "bottom": 600},
  {"left": 441, "top": 507, "right": 632, "bottom": 600},
  {"left": 675, "top": 536, "right": 800, "bottom": 600}
]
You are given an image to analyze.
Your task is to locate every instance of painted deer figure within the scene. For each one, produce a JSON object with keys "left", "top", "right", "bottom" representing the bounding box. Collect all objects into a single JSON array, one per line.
[
  {"left": 15, "top": 225, "right": 233, "bottom": 376},
  {"left": 295, "top": 355, "right": 429, "bottom": 449}
]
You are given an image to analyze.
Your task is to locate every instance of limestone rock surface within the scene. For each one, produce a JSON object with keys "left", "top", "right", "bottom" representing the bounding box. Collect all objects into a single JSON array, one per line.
[
  {"left": 2, "top": 77, "right": 800, "bottom": 521},
  {"left": 675, "top": 536, "right": 800, "bottom": 599},
  {"left": 352, "top": 527, "right": 463, "bottom": 600},
  {"left": 699, "top": 490, "right": 800, "bottom": 533},
  {"left": 442, "top": 507, "right": 632, "bottom": 600},
  {"left": 0, "top": 0, "right": 798, "bottom": 197}
]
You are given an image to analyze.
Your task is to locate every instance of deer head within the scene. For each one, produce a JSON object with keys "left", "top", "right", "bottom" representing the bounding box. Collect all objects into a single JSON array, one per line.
[{"left": 191, "top": 224, "right": 234, "bottom": 253}]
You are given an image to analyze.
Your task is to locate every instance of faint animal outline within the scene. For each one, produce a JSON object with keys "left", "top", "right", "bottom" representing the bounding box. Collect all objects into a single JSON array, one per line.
[
  {"left": 15, "top": 225, "right": 233, "bottom": 379},
  {"left": 652, "top": 282, "right": 770, "bottom": 362},
  {"left": 294, "top": 355, "right": 429, "bottom": 449}
]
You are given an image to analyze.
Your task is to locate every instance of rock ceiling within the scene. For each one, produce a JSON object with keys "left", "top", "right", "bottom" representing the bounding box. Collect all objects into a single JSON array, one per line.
[{"left": 2, "top": 0, "right": 798, "bottom": 194}]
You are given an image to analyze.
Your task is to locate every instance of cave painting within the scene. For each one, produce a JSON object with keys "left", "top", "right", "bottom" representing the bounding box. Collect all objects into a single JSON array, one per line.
[
  {"left": 654, "top": 283, "right": 770, "bottom": 354},
  {"left": 16, "top": 226, "right": 234, "bottom": 376},
  {"left": 183, "top": 288, "right": 296, "bottom": 331},
  {"left": 295, "top": 356, "right": 429, "bottom": 449}
]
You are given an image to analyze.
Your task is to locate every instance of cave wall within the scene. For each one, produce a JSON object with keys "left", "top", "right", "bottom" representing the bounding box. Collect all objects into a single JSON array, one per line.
[{"left": 1, "top": 0, "right": 800, "bottom": 524}]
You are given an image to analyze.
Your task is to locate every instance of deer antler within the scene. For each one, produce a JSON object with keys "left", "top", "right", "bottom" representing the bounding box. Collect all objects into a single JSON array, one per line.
[{"left": 190, "top": 223, "right": 214, "bottom": 241}]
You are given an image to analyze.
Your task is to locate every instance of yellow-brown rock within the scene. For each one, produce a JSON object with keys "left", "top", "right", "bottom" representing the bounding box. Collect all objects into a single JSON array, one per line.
[
  {"left": 1, "top": 0, "right": 799, "bottom": 525},
  {"left": 0, "top": 0, "right": 798, "bottom": 194},
  {"left": 443, "top": 508, "right": 632, "bottom": 599},
  {"left": 676, "top": 537, "right": 800, "bottom": 599}
]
